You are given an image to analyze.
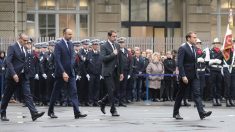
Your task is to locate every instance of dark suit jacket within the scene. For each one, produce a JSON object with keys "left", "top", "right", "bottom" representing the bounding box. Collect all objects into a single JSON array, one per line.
[
  {"left": 54, "top": 39, "right": 75, "bottom": 77},
  {"left": 132, "top": 56, "right": 145, "bottom": 75},
  {"left": 100, "top": 41, "right": 123, "bottom": 77},
  {"left": 5, "top": 43, "right": 26, "bottom": 79},
  {"left": 120, "top": 48, "right": 133, "bottom": 76},
  {"left": 178, "top": 43, "right": 198, "bottom": 80},
  {"left": 87, "top": 50, "right": 102, "bottom": 75}
]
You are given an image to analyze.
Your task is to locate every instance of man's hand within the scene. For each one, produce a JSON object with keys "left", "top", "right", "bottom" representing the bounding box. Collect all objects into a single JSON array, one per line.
[
  {"left": 113, "top": 49, "right": 118, "bottom": 55},
  {"left": 120, "top": 74, "right": 124, "bottom": 81},
  {"left": 63, "top": 72, "right": 69, "bottom": 82},
  {"left": 182, "top": 76, "right": 188, "bottom": 84},
  {"left": 13, "top": 74, "right": 19, "bottom": 83}
]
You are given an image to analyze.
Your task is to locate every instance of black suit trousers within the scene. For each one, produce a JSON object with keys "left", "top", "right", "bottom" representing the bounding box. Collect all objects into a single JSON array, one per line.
[
  {"left": 173, "top": 78, "right": 204, "bottom": 115},
  {"left": 48, "top": 77, "right": 80, "bottom": 115},
  {"left": 0, "top": 73, "right": 37, "bottom": 114},
  {"left": 102, "top": 69, "right": 119, "bottom": 112}
]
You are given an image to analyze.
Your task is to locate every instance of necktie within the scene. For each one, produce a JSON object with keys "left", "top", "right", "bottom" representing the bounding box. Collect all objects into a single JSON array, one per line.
[
  {"left": 112, "top": 43, "right": 116, "bottom": 50},
  {"left": 21, "top": 46, "right": 25, "bottom": 57},
  {"left": 191, "top": 46, "right": 195, "bottom": 58}
]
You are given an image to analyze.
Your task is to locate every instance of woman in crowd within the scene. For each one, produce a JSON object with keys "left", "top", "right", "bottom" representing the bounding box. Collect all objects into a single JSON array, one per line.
[{"left": 146, "top": 52, "right": 164, "bottom": 102}]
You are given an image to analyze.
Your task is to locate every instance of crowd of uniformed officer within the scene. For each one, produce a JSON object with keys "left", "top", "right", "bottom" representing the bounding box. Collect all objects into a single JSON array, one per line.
[{"left": 1, "top": 36, "right": 235, "bottom": 108}]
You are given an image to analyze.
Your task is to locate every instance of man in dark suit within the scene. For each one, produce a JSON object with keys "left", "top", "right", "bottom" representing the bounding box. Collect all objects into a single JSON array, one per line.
[
  {"left": 98, "top": 30, "right": 124, "bottom": 116},
  {"left": 173, "top": 32, "right": 212, "bottom": 120},
  {"left": 47, "top": 28, "right": 87, "bottom": 119},
  {"left": 0, "top": 33, "right": 45, "bottom": 121}
]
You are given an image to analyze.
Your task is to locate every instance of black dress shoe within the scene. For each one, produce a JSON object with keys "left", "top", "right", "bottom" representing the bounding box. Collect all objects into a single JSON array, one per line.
[
  {"left": 1, "top": 113, "right": 9, "bottom": 121},
  {"left": 217, "top": 99, "right": 222, "bottom": 106},
  {"left": 226, "top": 99, "right": 231, "bottom": 107},
  {"left": 119, "top": 103, "right": 127, "bottom": 107},
  {"left": 199, "top": 111, "right": 212, "bottom": 120},
  {"left": 173, "top": 114, "right": 183, "bottom": 120},
  {"left": 184, "top": 101, "right": 191, "bottom": 107},
  {"left": 75, "top": 113, "right": 87, "bottom": 119},
  {"left": 98, "top": 100, "right": 106, "bottom": 114},
  {"left": 229, "top": 99, "right": 235, "bottom": 106},
  {"left": 212, "top": 98, "right": 218, "bottom": 106},
  {"left": 126, "top": 100, "right": 132, "bottom": 103},
  {"left": 48, "top": 112, "right": 58, "bottom": 118},
  {"left": 84, "top": 102, "right": 91, "bottom": 106},
  {"left": 111, "top": 111, "right": 120, "bottom": 117},
  {"left": 32, "top": 112, "right": 45, "bottom": 121}
]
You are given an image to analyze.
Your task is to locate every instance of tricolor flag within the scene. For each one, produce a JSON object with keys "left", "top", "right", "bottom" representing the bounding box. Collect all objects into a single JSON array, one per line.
[{"left": 222, "top": 9, "right": 234, "bottom": 62}]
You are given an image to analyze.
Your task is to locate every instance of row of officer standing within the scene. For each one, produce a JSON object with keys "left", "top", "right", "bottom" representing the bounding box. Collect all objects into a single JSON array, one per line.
[{"left": 14, "top": 37, "right": 131, "bottom": 107}]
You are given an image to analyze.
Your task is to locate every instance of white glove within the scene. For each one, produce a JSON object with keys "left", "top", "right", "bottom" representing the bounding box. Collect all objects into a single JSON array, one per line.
[
  {"left": 209, "top": 59, "right": 216, "bottom": 65},
  {"left": 2, "top": 67, "right": 5, "bottom": 70},
  {"left": 216, "top": 59, "right": 222, "bottom": 64},
  {"left": 197, "top": 57, "right": 204, "bottom": 63},
  {"left": 100, "top": 75, "right": 103, "bottom": 80},
  {"left": 86, "top": 74, "right": 90, "bottom": 81},
  {"left": 204, "top": 48, "right": 210, "bottom": 62},
  {"left": 34, "top": 74, "right": 39, "bottom": 80},
  {"left": 51, "top": 73, "right": 55, "bottom": 78},
  {"left": 82, "top": 57, "right": 86, "bottom": 61},
  {"left": 127, "top": 75, "right": 131, "bottom": 79},
  {"left": 76, "top": 75, "right": 81, "bottom": 80},
  {"left": 138, "top": 72, "right": 142, "bottom": 74},
  {"left": 42, "top": 73, "right": 47, "bottom": 79}
]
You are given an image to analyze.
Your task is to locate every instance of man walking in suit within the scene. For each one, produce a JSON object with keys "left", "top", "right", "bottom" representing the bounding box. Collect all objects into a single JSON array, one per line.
[
  {"left": 48, "top": 28, "right": 87, "bottom": 119},
  {"left": 173, "top": 32, "right": 212, "bottom": 120},
  {"left": 0, "top": 33, "right": 45, "bottom": 121},
  {"left": 98, "top": 30, "right": 124, "bottom": 116}
]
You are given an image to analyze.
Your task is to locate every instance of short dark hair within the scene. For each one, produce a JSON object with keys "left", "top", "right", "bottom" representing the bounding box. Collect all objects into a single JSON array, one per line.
[
  {"left": 63, "top": 28, "right": 69, "bottom": 34},
  {"left": 185, "top": 31, "right": 196, "bottom": 41},
  {"left": 108, "top": 30, "right": 116, "bottom": 37}
]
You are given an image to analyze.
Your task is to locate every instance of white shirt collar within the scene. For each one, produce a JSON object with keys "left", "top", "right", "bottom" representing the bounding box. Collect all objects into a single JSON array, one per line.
[
  {"left": 108, "top": 39, "right": 113, "bottom": 45},
  {"left": 108, "top": 39, "right": 115, "bottom": 50},
  {"left": 63, "top": 38, "right": 67, "bottom": 43},
  {"left": 187, "top": 42, "right": 192, "bottom": 47},
  {"left": 17, "top": 41, "right": 25, "bottom": 52}
]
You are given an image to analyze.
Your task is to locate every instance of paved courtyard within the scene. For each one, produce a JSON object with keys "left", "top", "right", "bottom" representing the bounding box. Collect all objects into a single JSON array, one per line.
[{"left": 1, "top": 102, "right": 235, "bottom": 132}]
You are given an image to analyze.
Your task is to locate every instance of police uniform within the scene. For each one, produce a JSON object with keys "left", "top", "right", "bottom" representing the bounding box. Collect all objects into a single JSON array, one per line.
[
  {"left": 222, "top": 41, "right": 235, "bottom": 107},
  {"left": 32, "top": 43, "right": 42, "bottom": 104},
  {"left": 230, "top": 48, "right": 235, "bottom": 106},
  {"left": 209, "top": 38, "right": 223, "bottom": 106},
  {"left": 118, "top": 37, "right": 133, "bottom": 105},
  {"left": 195, "top": 39, "right": 206, "bottom": 100},
  {"left": 73, "top": 40, "right": 82, "bottom": 105},
  {"left": 25, "top": 39, "right": 40, "bottom": 103},
  {"left": 87, "top": 39, "right": 102, "bottom": 106},
  {"left": 78, "top": 39, "right": 90, "bottom": 106},
  {"left": 39, "top": 42, "right": 49, "bottom": 105},
  {"left": 46, "top": 41, "right": 55, "bottom": 104}
]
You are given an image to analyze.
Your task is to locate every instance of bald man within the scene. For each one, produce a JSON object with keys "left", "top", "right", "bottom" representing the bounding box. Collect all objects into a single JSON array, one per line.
[{"left": 0, "top": 33, "right": 45, "bottom": 121}]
